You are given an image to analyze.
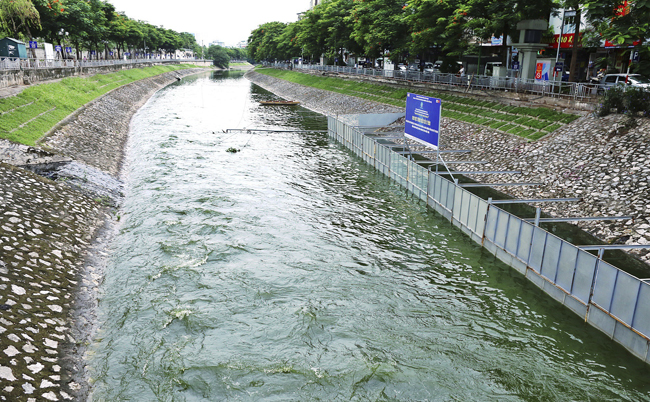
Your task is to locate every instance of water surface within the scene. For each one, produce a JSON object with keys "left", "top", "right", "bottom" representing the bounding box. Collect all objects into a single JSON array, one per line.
[{"left": 89, "top": 72, "right": 650, "bottom": 401}]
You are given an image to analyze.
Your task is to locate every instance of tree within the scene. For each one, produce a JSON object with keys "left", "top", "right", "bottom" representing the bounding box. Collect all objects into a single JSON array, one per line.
[
  {"left": 226, "top": 47, "right": 246, "bottom": 60},
  {"left": 159, "top": 28, "right": 181, "bottom": 57},
  {"left": 206, "top": 44, "right": 229, "bottom": 68},
  {"left": 247, "top": 22, "right": 286, "bottom": 62},
  {"left": 277, "top": 21, "right": 302, "bottom": 61},
  {"left": 320, "top": 0, "right": 357, "bottom": 64},
  {"left": 584, "top": 0, "right": 650, "bottom": 48},
  {"left": 0, "top": 0, "right": 40, "bottom": 41},
  {"left": 83, "top": 0, "right": 113, "bottom": 59},
  {"left": 294, "top": 7, "right": 327, "bottom": 62},
  {"left": 405, "top": 0, "right": 469, "bottom": 70},
  {"left": 349, "top": 0, "right": 409, "bottom": 67}
]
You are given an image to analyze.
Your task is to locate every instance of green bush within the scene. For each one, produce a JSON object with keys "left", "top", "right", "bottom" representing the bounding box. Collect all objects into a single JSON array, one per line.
[
  {"left": 624, "top": 87, "right": 650, "bottom": 116},
  {"left": 597, "top": 86, "right": 626, "bottom": 116},
  {"left": 596, "top": 85, "right": 650, "bottom": 117}
]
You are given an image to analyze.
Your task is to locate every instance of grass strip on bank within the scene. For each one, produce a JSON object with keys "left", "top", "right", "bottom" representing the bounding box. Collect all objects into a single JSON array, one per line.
[
  {"left": 0, "top": 64, "right": 198, "bottom": 146},
  {"left": 255, "top": 67, "right": 580, "bottom": 141}
]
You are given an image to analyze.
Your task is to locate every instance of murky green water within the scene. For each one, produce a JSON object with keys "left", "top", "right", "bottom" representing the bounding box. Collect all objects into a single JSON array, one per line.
[{"left": 88, "top": 72, "right": 650, "bottom": 401}]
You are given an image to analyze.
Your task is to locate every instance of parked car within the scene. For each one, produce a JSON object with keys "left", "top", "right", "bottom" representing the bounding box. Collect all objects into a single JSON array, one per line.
[
  {"left": 423, "top": 62, "right": 435, "bottom": 73},
  {"left": 600, "top": 74, "right": 650, "bottom": 91},
  {"left": 397, "top": 63, "right": 407, "bottom": 71}
]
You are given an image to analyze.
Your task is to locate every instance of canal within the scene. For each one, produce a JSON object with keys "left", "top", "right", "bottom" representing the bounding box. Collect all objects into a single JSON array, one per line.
[{"left": 88, "top": 71, "right": 650, "bottom": 401}]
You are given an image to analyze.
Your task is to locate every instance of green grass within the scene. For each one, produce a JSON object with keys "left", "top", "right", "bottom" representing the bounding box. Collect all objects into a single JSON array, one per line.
[
  {"left": 0, "top": 64, "right": 197, "bottom": 146},
  {"left": 255, "top": 68, "right": 583, "bottom": 141}
]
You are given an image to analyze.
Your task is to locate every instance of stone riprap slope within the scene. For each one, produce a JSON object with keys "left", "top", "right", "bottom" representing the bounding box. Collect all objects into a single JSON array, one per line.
[
  {"left": 0, "top": 163, "right": 103, "bottom": 401},
  {"left": 440, "top": 115, "right": 650, "bottom": 261},
  {"left": 43, "top": 69, "right": 205, "bottom": 177},
  {"left": 246, "top": 71, "right": 650, "bottom": 264},
  {"left": 246, "top": 71, "right": 402, "bottom": 115},
  {"left": 0, "top": 68, "right": 210, "bottom": 401}
]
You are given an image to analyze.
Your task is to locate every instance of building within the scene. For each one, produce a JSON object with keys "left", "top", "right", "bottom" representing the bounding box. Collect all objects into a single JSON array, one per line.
[
  {"left": 0, "top": 38, "right": 27, "bottom": 59},
  {"left": 175, "top": 48, "right": 194, "bottom": 59}
]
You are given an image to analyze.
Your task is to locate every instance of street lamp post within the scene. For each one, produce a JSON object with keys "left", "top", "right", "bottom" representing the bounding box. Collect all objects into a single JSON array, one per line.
[
  {"left": 58, "top": 29, "right": 69, "bottom": 60},
  {"left": 101, "top": 40, "right": 108, "bottom": 60}
]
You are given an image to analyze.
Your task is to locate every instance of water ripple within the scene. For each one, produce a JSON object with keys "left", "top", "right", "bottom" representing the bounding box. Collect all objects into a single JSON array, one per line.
[{"left": 88, "top": 72, "right": 650, "bottom": 401}]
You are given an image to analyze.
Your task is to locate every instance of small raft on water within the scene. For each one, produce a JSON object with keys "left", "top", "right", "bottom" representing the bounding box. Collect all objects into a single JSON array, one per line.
[{"left": 259, "top": 100, "right": 300, "bottom": 106}]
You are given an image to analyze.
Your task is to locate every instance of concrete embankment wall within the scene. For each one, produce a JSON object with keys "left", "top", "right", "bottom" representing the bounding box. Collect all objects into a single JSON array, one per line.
[{"left": 0, "top": 67, "right": 210, "bottom": 400}]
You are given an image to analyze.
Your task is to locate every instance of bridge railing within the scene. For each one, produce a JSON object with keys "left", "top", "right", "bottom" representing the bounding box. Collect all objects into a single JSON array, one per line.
[
  {"left": 328, "top": 113, "right": 650, "bottom": 365},
  {"left": 275, "top": 63, "right": 600, "bottom": 101}
]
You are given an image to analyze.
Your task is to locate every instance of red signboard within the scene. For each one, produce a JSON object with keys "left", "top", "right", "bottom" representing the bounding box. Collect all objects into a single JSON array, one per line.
[
  {"left": 605, "top": 39, "right": 641, "bottom": 48},
  {"left": 549, "top": 33, "right": 582, "bottom": 49}
]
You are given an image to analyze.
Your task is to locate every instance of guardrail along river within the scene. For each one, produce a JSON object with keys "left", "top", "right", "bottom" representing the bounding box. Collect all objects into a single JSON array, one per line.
[{"left": 88, "top": 71, "right": 650, "bottom": 401}]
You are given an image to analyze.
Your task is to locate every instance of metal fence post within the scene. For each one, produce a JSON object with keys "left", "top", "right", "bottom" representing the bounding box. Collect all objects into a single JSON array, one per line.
[{"left": 585, "top": 248, "right": 605, "bottom": 322}]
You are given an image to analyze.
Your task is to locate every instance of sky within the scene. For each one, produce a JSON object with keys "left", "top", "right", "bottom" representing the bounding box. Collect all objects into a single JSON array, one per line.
[{"left": 107, "top": 0, "right": 310, "bottom": 47}]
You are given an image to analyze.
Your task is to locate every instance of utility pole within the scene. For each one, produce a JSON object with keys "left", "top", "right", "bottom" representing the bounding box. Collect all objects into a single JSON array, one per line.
[{"left": 568, "top": 5, "right": 581, "bottom": 82}]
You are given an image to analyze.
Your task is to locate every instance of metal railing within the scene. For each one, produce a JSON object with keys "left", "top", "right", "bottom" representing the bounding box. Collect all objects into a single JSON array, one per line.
[
  {"left": 328, "top": 112, "right": 650, "bottom": 365},
  {"left": 0, "top": 57, "right": 211, "bottom": 71},
  {"left": 277, "top": 63, "right": 599, "bottom": 101}
]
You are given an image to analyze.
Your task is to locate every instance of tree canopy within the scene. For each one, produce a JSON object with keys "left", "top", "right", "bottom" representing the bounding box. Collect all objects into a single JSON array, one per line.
[
  {"left": 248, "top": 0, "right": 559, "bottom": 65},
  {"left": 0, "top": 0, "right": 40, "bottom": 38},
  {"left": 206, "top": 44, "right": 230, "bottom": 68},
  {"left": 248, "top": 0, "right": 648, "bottom": 74},
  {"left": 0, "top": 0, "right": 239, "bottom": 61}
]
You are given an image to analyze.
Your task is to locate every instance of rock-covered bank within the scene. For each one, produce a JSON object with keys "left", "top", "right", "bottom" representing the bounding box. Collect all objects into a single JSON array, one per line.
[
  {"left": 246, "top": 71, "right": 650, "bottom": 265},
  {"left": 246, "top": 70, "right": 402, "bottom": 116},
  {"left": 0, "top": 68, "right": 209, "bottom": 401}
]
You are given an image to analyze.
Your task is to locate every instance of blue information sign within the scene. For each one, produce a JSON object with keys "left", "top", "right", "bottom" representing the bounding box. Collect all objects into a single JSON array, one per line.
[
  {"left": 632, "top": 50, "right": 640, "bottom": 63},
  {"left": 65, "top": 47, "right": 72, "bottom": 53},
  {"left": 29, "top": 41, "right": 38, "bottom": 49},
  {"left": 405, "top": 93, "right": 441, "bottom": 149},
  {"left": 512, "top": 61, "right": 520, "bottom": 70},
  {"left": 55, "top": 45, "right": 62, "bottom": 52}
]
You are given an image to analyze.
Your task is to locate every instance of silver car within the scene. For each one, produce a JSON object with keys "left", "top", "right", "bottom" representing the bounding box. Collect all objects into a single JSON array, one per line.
[{"left": 600, "top": 74, "right": 650, "bottom": 91}]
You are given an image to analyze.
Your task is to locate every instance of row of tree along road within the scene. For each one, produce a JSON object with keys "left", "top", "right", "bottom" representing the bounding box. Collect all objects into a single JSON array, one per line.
[
  {"left": 0, "top": 0, "right": 246, "bottom": 67},
  {"left": 248, "top": 0, "right": 650, "bottom": 80}
]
